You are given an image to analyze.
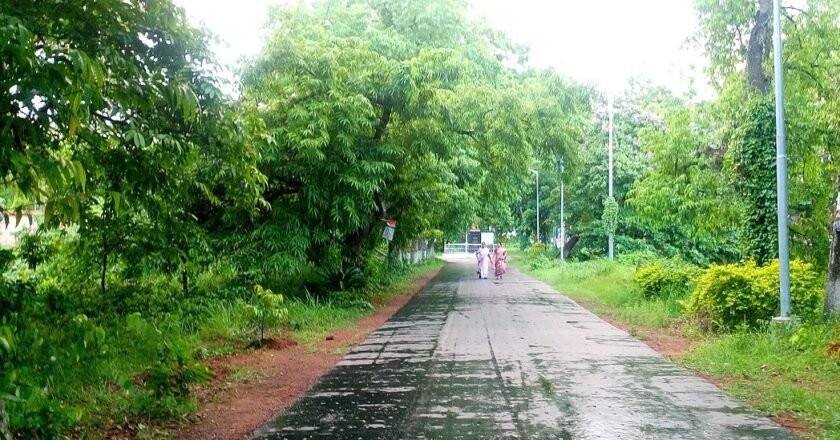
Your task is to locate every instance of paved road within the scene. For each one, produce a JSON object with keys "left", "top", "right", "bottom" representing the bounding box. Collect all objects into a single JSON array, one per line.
[{"left": 252, "top": 259, "right": 795, "bottom": 439}]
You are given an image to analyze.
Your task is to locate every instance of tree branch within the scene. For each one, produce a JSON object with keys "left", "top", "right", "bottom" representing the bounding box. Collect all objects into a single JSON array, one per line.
[
  {"left": 372, "top": 102, "right": 392, "bottom": 142},
  {"left": 456, "top": 129, "right": 480, "bottom": 142},
  {"left": 94, "top": 111, "right": 130, "bottom": 126}
]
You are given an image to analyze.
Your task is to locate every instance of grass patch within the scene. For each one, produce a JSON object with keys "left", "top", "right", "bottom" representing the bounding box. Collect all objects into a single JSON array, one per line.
[
  {"left": 286, "top": 258, "right": 444, "bottom": 347},
  {"left": 512, "top": 250, "right": 840, "bottom": 439},
  {"left": 683, "top": 327, "right": 840, "bottom": 439},
  {"left": 510, "top": 253, "right": 684, "bottom": 328}
]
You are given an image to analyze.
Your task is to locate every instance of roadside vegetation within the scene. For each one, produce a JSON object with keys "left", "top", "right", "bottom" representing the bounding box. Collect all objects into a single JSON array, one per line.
[
  {"left": 2, "top": 0, "right": 582, "bottom": 436},
  {"left": 1, "top": 229, "right": 442, "bottom": 437},
  {"left": 514, "top": 251, "right": 840, "bottom": 439},
  {"left": 4, "top": 0, "right": 840, "bottom": 437}
]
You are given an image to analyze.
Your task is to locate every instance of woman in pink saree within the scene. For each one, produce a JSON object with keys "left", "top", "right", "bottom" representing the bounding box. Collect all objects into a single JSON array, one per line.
[{"left": 494, "top": 243, "right": 507, "bottom": 280}]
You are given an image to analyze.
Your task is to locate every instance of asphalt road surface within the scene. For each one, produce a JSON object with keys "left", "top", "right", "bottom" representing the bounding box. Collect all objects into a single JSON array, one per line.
[{"left": 252, "top": 258, "right": 795, "bottom": 440}]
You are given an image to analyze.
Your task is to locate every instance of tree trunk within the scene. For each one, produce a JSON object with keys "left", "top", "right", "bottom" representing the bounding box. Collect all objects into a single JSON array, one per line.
[
  {"left": 181, "top": 267, "right": 189, "bottom": 297},
  {"left": 825, "top": 174, "right": 840, "bottom": 314},
  {"left": 563, "top": 235, "right": 579, "bottom": 257},
  {"left": 101, "top": 231, "right": 108, "bottom": 294},
  {"left": 746, "top": 0, "right": 772, "bottom": 93}
]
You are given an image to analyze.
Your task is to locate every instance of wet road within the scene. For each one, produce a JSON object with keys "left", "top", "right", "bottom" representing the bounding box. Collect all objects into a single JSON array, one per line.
[{"left": 252, "top": 259, "right": 795, "bottom": 439}]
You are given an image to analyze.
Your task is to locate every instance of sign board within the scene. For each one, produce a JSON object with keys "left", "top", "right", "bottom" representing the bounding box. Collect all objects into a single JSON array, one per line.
[
  {"left": 480, "top": 232, "right": 495, "bottom": 245},
  {"left": 467, "top": 231, "right": 481, "bottom": 244},
  {"left": 382, "top": 219, "right": 397, "bottom": 241}
]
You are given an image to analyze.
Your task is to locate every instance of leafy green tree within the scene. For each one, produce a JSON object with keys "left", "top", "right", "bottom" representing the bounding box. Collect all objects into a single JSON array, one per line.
[
  {"left": 1, "top": 0, "right": 263, "bottom": 293},
  {"left": 238, "top": 0, "right": 578, "bottom": 286},
  {"left": 628, "top": 101, "right": 742, "bottom": 262},
  {"left": 694, "top": 0, "right": 840, "bottom": 268}
]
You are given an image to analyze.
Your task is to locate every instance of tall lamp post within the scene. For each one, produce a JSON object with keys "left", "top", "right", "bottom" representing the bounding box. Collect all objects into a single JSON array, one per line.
[
  {"left": 607, "top": 94, "right": 615, "bottom": 260},
  {"left": 557, "top": 159, "right": 565, "bottom": 261},
  {"left": 530, "top": 169, "right": 540, "bottom": 245},
  {"left": 772, "top": 0, "right": 791, "bottom": 322}
]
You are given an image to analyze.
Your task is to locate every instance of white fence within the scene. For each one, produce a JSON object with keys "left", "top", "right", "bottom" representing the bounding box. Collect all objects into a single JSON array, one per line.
[
  {"left": 393, "top": 239, "right": 436, "bottom": 264},
  {"left": 443, "top": 243, "right": 495, "bottom": 254}
]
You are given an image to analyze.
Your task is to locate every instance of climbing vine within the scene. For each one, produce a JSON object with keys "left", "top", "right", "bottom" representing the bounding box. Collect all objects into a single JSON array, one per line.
[
  {"left": 602, "top": 196, "right": 619, "bottom": 235},
  {"left": 732, "top": 96, "right": 778, "bottom": 264}
]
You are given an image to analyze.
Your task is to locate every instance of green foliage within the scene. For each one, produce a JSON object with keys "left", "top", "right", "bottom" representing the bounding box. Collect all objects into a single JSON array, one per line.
[
  {"left": 730, "top": 96, "right": 778, "bottom": 264},
  {"left": 627, "top": 103, "right": 741, "bottom": 245},
  {"left": 526, "top": 243, "right": 552, "bottom": 269},
  {"left": 683, "top": 321, "right": 840, "bottom": 438},
  {"left": 239, "top": 0, "right": 589, "bottom": 285},
  {"left": 119, "top": 314, "right": 212, "bottom": 420},
  {"left": 632, "top": 259, "right": 700, "bottom": 300},
  {"left": 528, "top": 243, "right": 547, "bottom": 259},
  {"left": 601, "top": 196, "right": 619, "bottom": 235},
  {"left": 686, "top": 260, "right": 825, "bottom": 330},
  {"left": 514, "top": 254, "right": 687, "bottom": 327},
  {"left": 244, "top": 285, "right": 288, "bottom": 343}
]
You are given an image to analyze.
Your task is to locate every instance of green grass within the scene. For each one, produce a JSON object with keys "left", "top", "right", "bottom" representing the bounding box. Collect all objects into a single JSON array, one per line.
[
  {"left": 683, "top": 327, "right": 840, "bottom": 439},
  {"left": 511, "top": 253, "right": 684, "bottom": 328},
  {"left": 512, "top": 250, "right": 840, "bottom": 439},
  {"left": 286, "top": 258, "right": 444, "bottom": 347}
]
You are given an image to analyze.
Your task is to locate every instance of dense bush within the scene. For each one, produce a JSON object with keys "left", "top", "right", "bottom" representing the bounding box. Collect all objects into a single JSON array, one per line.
[
  {"left": 685, "top": 260, "right": 824, "bottom": 330},
  {"left": 528, "top": 243, "right": 548, "bottom": 258},
  {"left": 632, "top": 259, "right": 700, "bottom": 300}
]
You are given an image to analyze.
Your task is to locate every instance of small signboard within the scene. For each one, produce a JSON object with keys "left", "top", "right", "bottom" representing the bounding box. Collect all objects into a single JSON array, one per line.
[
  {"left": 467, "top": 231, "right": 481, "bottom": 244},
  {"left": 382, "top": 219, "right": 397, "bottom": 241}
]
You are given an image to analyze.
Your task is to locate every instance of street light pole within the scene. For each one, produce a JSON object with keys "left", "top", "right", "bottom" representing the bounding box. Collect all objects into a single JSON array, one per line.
[
  {"left": 772, "top": 0, "right": 791, "bottom": 321},
  {"left": 608, "top": 94, "right": 615, "bottom": 260},
  {"left": 531, "top": 169, "right": 540, "bottom": 245},
  {"left": 557, "top": 159, "right": 565, "bottom": 261},
  {"left": 560, "top": 179, "right": 565, "bottom": 261}
]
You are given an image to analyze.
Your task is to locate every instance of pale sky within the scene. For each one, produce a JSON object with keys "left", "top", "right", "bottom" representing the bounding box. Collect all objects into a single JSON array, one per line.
[{"left": 174, "top": 0, "right": 713, "bottom": 99}]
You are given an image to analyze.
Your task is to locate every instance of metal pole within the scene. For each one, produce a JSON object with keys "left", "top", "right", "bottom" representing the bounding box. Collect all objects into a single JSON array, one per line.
[
  {"left": 608, "top": 94, "right": 615, "bottom": 260},
  {"left": 773, "top": 0, "right": 791, "bottom": 319},
  {"left": 535, "top": 170, "right": 540, "bottom": 244},
  {"left": 560, "top": 179, "right": 565, "bottom": 261}
]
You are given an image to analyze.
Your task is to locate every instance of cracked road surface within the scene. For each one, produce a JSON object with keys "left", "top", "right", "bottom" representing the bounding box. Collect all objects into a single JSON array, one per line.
[{"left": 252, "top": 258, "right": 795, "bottom": 439}]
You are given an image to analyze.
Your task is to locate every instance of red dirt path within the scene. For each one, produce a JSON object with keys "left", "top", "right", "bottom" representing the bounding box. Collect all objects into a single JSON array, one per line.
[{"left": 175, "top": 266, "right": 442, "bottom": 440}]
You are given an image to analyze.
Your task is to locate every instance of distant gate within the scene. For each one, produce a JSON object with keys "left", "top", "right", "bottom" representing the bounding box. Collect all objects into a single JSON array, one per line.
[{"left": 443, "top": 243, "right": 495, "bottom": 254}]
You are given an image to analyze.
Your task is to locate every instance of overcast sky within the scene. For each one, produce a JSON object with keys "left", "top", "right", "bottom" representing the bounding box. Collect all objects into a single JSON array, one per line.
[{"left": 174, "top": 0, "right": 713, "bottom": 99}]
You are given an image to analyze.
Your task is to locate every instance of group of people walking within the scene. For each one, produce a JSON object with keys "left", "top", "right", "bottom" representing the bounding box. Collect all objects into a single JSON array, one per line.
[{"left": 475, "top": 242, "right": 507, "bottom": 280}]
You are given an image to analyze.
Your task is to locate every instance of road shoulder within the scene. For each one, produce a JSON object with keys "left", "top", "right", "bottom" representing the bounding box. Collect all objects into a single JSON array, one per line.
[{"left": 174, "top": 264, "right": 444, "bottom": 440}]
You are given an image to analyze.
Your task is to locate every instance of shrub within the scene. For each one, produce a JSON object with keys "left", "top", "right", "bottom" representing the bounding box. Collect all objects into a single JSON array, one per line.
[
  {"left": 632, "top": 259, "right": 699, "bottom": 300},
  {"left": 123, "top": 314, "right": 212, "bottom": 419},
  {"left": 244, "top": 285, "right": 287, "bottom": 343},
  {"left": 528, "top": 243, "right": 547, "bottom": 258},
  {"left": 617, "top": 250, "right": 660, "bottom": 266},
  {"left": 685, "top": 260, "right": 824, "bottom": 330}
]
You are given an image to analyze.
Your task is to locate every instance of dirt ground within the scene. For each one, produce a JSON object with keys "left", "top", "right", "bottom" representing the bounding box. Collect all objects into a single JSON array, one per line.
[{"left": 175, "top": 266, "right": 442, "bottom": 440}]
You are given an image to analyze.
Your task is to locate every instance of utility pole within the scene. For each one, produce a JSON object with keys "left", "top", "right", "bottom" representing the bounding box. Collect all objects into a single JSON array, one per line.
[
  {"left": 535, "top": 170, "right": 540, "bottom": 245},
  {"left": 557, "top": 158, "right": 565, "bottom": 261},
  {"left": 608, "top": 94, "right": 615, "bottom": 260},
  {"left": 772, "top": 0, "right": 791, "bottom": 322},
  {"left": 560, "top": 180, "right": 565, "bottom": 260}
]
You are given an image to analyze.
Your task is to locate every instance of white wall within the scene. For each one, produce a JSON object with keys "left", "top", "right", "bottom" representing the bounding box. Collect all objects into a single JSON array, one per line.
[{"left": 0, "top": 215, "right": 37, "bottom": 248}]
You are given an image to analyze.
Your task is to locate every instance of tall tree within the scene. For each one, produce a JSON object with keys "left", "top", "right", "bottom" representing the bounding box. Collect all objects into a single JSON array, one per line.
[
  {"left": 238, "top": 0, "right": 589, "bottom": 286},
  {"left": 1, "top": 0, "right": 263, "bottom": 292}
]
